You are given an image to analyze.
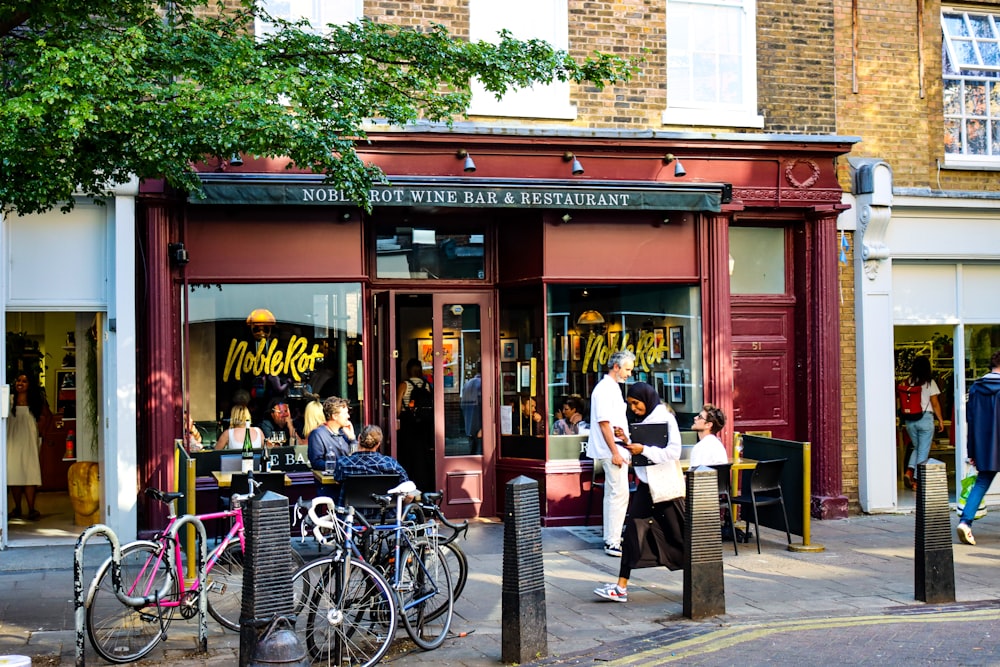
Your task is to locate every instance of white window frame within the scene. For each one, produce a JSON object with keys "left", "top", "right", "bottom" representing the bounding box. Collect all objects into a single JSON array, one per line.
[
  {"left": 663, "top": 0, "right": 763, "bottom": 128},
  {"left": 467, "top": 0, "right": 577, "bottom": 120},
  {"left": 941, "top": 8, "right": 1000, "bottom": 168},
  {"left": 256, "top": 0, "right": 363, "bottom": 37}
]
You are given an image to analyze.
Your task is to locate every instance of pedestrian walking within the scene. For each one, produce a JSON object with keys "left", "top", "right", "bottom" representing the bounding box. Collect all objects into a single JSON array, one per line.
[
  {"left": 585, "top": 349, "right": 635, "bottom": 557},
  {"left": 957, "top": 349, "right": 1000, "bottom": 546}
]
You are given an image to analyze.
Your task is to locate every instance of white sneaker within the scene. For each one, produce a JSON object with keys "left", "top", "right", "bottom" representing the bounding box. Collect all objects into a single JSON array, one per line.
[
  {"left": 957, "top": 522, "right": 976, "bottom": 546},
  {"left": 604, "top": 543, "right": 622, "bottom": 557},
  {"left": 594, "top": 583, "right": 628, "bottom": 602}
]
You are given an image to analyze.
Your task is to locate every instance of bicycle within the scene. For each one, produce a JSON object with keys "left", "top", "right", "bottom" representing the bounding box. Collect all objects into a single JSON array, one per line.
[
  {"left": 297, "top": 486, "right": 454, "bottom": 651},
  {"left": 85, "top": 478, "right": 305, "bottom": 663},
  {"left": 290, "top": 497, "right": 398, "bottom": 667}
]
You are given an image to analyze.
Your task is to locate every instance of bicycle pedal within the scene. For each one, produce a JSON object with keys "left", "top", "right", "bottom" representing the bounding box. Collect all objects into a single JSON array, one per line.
[{"left": 207, "top": 581, "right": 227, "bottom": 595}]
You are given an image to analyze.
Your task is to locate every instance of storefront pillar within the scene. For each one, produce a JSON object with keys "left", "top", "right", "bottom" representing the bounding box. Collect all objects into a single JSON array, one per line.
[
  {"left": 808, "top": 211, "right": 848, "bottom": 519},
  {"left": 139, "top": 198, "right": 181, "bottom": 526},
  {"left": 703, "top": 213, "right": 735, "bottom": 450}
]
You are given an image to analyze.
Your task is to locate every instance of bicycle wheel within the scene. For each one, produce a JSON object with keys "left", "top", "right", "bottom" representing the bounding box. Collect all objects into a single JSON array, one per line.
[
  {"left": 86, "top": 541, "right": 177, "bottom": 664},
  {"left": 439, "top": 540, "right": 468, "bottom": 605},
  {"left": 292, "top": 557, "right": 398, "bottom": 667},
  {"left": 207, "top": 541, "right": 306, "bottom": 631},
  {"left": 398, "top": 542, "right": 453, "bottom": 650}
]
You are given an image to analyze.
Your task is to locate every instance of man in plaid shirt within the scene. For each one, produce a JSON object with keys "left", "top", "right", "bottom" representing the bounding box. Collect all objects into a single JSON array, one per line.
[{"left": 333, "top": 425, "right": 413, "bottom": 514}]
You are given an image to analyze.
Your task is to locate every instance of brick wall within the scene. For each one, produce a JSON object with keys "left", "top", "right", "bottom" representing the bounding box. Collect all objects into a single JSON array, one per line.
[{"left": 838, "top": 236, "right": 859, "bottom": 511}]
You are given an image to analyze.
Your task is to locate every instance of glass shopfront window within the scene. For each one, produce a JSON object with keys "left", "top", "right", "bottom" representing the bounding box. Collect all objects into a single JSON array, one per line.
[
  {"left": 183, "top": 283, "right": 363, "bottom": 449},
  {"left": 375, "top": 224, "right": 486, "bottom": 280},
  {"left": 546, "top": 285, "right": 704, "bottom": 439}
]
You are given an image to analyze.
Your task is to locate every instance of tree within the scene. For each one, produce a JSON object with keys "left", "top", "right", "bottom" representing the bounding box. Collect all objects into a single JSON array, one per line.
[{"left": 0, "top": 0, "right": 635, "bottom": 215}]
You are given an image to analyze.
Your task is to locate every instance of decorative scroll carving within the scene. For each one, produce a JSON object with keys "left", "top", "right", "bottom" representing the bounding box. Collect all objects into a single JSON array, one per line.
[{"left": 858, "top": 203, "right": 891, "bottom": 279}]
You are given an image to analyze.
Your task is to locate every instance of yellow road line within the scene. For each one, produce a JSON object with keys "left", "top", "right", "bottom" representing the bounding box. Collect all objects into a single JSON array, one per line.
[{"left": 600, "top": 608, "right": 1000, "bottom": 665}]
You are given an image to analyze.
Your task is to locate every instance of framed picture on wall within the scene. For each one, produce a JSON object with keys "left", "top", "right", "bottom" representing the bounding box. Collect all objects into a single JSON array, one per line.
[
  {"left": 668, "top": 369, "right": 684, "bottom": 404},
  {"left": 669, "top": 326, "right": 684, "bottom": 360},
  {"left": 608, "top": 331, "right": 620, "bottom": 351},
  {"left": 571, "top": 335, "right": 582, "bottom": 361},
  {"left": 501, "top": 338, "right": 518, "bottom": 362},
  {"left": 502, "top": 371, "right": 516, "bottom": 393},
  {"left": 441, "top": 337, "right": 460, "bottom": 393},
  {"left": 654, "top": 372, "right": 669, "bottom": 402},
  {"left": 416, "top": 338, "right": 434, "bottom": 373},
  {"left": 653, "top": 328, "right": 666, "bottom": 352}
]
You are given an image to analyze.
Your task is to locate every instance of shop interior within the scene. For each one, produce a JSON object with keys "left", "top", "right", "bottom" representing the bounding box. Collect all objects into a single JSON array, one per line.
[{"left": 5, "top": 312, "right": 99, "bottom": 545}]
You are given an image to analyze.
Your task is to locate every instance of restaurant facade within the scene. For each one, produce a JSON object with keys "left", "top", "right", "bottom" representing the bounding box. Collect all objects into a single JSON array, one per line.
[{"left": 137, "top": 127, "right": 858, "bottom": 527}]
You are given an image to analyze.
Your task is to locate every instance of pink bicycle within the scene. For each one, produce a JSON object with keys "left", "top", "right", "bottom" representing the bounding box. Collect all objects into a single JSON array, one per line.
[{"left": 84, "top": 484, "right": 303, "bottom": 663}]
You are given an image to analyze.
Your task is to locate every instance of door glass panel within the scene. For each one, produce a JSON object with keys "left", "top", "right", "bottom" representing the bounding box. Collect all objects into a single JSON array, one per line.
[
  {"left": 444, "top": 303, "right": 483, "bottom": 456},
  {"left": 375, "top": 225, "right": 486, "bottom": 280},
  {"left": 730, "top": 227, "right": 785, "bottom": 294}
]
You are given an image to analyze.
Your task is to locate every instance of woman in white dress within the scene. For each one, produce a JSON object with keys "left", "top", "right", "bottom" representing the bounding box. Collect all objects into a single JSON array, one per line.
[{"left": 7, "top": 373, "right": 51, "bottom": 521}]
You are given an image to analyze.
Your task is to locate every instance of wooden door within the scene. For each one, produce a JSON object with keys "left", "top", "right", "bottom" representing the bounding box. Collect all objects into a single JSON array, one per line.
[{"left": 731, "top": 304, "right": 799, "bottom": 441}]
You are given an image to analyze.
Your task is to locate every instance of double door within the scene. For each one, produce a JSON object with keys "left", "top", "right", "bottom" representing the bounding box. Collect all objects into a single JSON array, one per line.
[{"left": 373, "top": 291, "right": 495, "bottom": 519}]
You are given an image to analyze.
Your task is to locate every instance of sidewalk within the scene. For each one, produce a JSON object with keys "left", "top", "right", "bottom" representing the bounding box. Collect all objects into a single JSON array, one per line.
[{"left": 1, "top": 511, "right": 998, "bottom": 665}]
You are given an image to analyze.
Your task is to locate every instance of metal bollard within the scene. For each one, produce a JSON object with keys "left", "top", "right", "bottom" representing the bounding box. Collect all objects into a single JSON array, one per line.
[
  {"left": 501, "top": 475, "right": 547, "bottom": 664},
  {"left": 915, "top": 459, "right": 956, "bottom": 603},
  {"left": 683, "top": 466, "right": 725, "bottom": 619},
  {"left": 239, "top": 490, "right": 304, "bottom": 667}
]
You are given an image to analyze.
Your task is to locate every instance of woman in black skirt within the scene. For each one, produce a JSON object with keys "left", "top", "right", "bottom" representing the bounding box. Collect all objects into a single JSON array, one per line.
[{"left": 594, "top": 382, "right": 684, "bottom": 603}]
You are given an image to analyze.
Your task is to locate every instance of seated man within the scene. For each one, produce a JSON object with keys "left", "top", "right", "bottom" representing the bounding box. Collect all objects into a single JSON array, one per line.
[
  {"left": 333, "top": 425, "right": 415, "bottom": 519},
  {"left": 261, "top": 399, "right": 298, "bottom": 446}
]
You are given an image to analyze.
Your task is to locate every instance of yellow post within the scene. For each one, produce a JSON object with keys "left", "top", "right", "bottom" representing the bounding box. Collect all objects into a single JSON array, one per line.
[
  {"left": 175, "top": 440, "right": 200, "bottom": 580},
  {"left": 788, "top": 441, "right": 824, "bottom": 553}
]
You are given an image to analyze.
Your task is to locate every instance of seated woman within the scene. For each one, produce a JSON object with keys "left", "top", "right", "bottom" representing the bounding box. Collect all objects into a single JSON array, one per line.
[
  {"left": 594, "top": 381, "right": 684, "bottom": 603},
  {"left": 214, "top": 404, "right": 265, "bottom": 450}
]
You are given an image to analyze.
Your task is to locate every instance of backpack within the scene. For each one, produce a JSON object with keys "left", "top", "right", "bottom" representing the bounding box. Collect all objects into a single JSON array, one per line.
[
  {"left": 404, "top": 379, "right": 433, "bottom": 424},
  {"left": 897, "top": 382, "right": 924, "bottom": 421}
]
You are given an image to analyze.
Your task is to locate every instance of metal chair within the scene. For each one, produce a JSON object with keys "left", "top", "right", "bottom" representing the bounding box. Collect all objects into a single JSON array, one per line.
[
  {"left": 731, "top": 458, "right": 791, "bottom": 553},
  {"left": 708, "top": 462, "right": 738, "bottom": 555},
  {"left": 338, "top": 473, "right": 402, "bottom": 522}
]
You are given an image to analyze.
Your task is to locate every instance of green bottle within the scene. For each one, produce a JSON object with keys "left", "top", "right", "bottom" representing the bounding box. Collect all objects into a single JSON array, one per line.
[{"left": 241, "top": 420, "right": 254, "bottom": 473}]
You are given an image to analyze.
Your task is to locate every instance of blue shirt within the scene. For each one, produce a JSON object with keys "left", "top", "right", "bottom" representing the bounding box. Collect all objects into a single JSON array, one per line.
[{"left": 307, "top": 425, "right": 356, "bottom": 470}]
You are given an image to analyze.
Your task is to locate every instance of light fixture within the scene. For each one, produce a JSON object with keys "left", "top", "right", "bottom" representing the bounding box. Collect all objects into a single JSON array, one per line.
[
  {"left": 229, "top": 153, "right": 244, "bottom": 167},
  {"left": 577, "top": 309, "right": 605, "bottom": 326},
  {"left": 168, "top": 242, "right": 189, "bottom": 267},
  {"left": 663, "top": 153, "right": 686, "bottom": 177},
  {"left": 563, "top": 151, "right": 584, "bottom": 175},
  {"left": 456, "top": 149, "right": 476, "bottom": 173},
  {"left": 561, "top": 213, "right": 572, "bottom": 224}
]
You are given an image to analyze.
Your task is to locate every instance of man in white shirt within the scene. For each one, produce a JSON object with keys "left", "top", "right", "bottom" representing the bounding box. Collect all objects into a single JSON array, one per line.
[
  {"left": 689, "top": 403, "right": 729, "bottom": 468},
  {"left": 586, "top": 349, "right": 636, "bottom": 557}
]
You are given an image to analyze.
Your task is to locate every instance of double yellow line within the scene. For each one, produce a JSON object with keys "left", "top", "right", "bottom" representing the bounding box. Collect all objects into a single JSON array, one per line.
[{"left": 598, "top": 607, "right": 1000, "bottom": 665}]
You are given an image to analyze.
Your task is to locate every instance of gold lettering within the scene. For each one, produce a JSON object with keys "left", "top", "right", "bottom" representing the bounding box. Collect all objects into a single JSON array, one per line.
[
  {"left": 223, "top": 335, "right": 324, "bottom": 383},
  {"left": 223, "top": 339, "right": 248, "bottom": 382}
]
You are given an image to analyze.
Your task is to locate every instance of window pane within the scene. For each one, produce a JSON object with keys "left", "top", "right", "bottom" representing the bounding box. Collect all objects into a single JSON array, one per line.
[
  {"left": 968, "top": 14, "right": 994, "bottom": 39},
  {"left": 545, "top": 284, "right": 704, "bottom": 437},
  {"left": 943, "top": 79, "right": 962, "bottom": 114},
  {"left": 668, "top": 0, "right": 747, "bottom": 109},
  {"left": 967, "top": 119, "right": 987, "bottom": 154},
  {"left": 980, "top": 40, "right": 1000, "bottom": 66},
  {"left": 944, "top": 118, "right": 962, "bottom": 153},
  {"left": 954, "top": 39, "right": 979, "bottom": 66},
  {"left": 184, "top": 283, "right": 363, "bottom": 445},
  {"left": 964, "top": 81, "right": 986, "bottom": 115},
  {"left": 943, "top": 14, "right": 969, "bottom": 37},
  {"left": 375, "top": 226, "right": 485, "bottom": 280},
  {"left": 729, "top": 227, "right": 785, "bottom": 295}
]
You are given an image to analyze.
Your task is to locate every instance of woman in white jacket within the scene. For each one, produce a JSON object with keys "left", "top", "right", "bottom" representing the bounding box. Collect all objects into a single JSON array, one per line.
[{"left": 594, "top": 382, "right": 684, "bottom": 603}]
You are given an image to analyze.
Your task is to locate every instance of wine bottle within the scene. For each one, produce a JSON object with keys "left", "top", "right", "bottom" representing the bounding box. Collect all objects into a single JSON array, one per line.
[{"left": 241, "top": 420, "right": 254, "bottom": 473}]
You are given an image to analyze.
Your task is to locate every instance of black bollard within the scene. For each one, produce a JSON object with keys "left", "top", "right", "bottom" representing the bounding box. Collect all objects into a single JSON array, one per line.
[
  {"left": 239, "top": 490, "right": 303, "bottom": 667},
  {"left": 502, "top": 475, "right": 547, "bottom": 664},
  {"left": 683, "top": 466, "right": 725, "bottom": 619},
  {"left": 915, "top": 459, "right": 956, "bottom": 603}
]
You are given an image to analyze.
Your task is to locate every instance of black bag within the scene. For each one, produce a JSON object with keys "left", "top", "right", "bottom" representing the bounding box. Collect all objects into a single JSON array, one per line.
[{"left": 403, "top": 379, "right": 433, "bottom": 425}]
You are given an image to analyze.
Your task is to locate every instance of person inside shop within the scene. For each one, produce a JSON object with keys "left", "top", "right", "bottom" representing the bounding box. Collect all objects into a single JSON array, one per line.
[
  {"left": 689, "top": 404, "right": 729, "bottom": 467},
  {"left": 184, "top": 410, "right": 203, "bottom": 452},
  {"left": 6, "top": 373, "right": 52, "bottom": 521},
  {"left": 899, "top": 355, "right": 944, "bottom": 492},
  {"left": 553, "top": 394, "right": 588, "bottom": 435},
  {"left": 333, "top": 424, "right": 416, "bottom": 516},
  {"left": 518, "top": 395, "right": 544, "bottom": 436},
  {"left": 308, "top": 395, "right": 358, "bottom": 496},
  {"left": 594, "top": 381, "right": 683, "bottom": 603},
  {"left": 300, "top": 399, "right": 325, "bottom": 442},
  {"left": 460, "top": 363, "right": 483, "bottom": 454},
  {"left": 395, "top": 358, "right": 433, "bottom": 491},
  {"left": 214, "top": 403, "right": 265, "bottom": 450},
  {"left": 245, "top": 308, "right": 291, "bottom": 415},
  {"left": 957, "top": 349, "right": 1000, "bottom": 546},
  {"left": 344, "top": 360, "right": 360, "bottom": 414},
  {"left": 585, "top": 349, "right": 636, "bottom": 558},
  {"left": 261, "top": 399, "right": 298, "bottom": 447}
]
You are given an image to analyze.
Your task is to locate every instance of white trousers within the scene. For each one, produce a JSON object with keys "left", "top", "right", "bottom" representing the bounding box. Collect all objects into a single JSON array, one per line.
[{"left": 602, "top": 458, "right": 630, "bottom": 548}]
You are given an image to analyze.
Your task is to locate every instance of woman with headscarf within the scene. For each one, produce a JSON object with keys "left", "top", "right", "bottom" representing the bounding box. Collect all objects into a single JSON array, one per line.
[{"left": 594, "top": 381, "right": 684, "bottom": 603}]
